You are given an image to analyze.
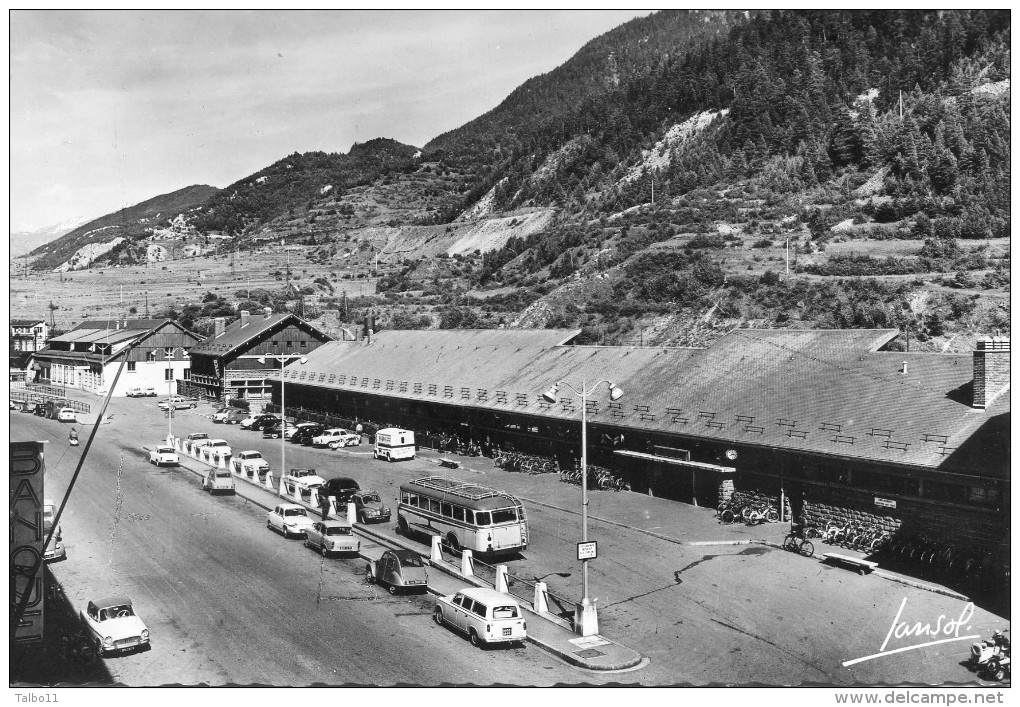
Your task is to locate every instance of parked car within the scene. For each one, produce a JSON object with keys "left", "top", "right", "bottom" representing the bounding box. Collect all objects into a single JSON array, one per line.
[
  {"left": 125, "top": 387, "right": 147, "bottom": 398},
  {"left": 267, "top": 503, "right": 315, "bottom": 538},
  {"left": 222, "top": 409, "right": 247, "bottom": 425},
  {"left": 80, "top": 595, "right": 150, "bottom": 656},
  {"left": 290, "top": 424, "right": 325, "bottom": 446},
  {"left": 158, "top": 397, "right": 198, "bottom": 410},
  {"left": 303, "top": 519, "right": 360, "bottom": 557},
  {"left": 320, "top": 477, "right": 361, "bottom": 508},
  {"left": 366, "top": 549, "right": 428, "bottom": 594},
  {"left": 284, "top": 422, "right": 315, "bottom": 440},
  {"left": 281, "top": 468, "right": 327, "bottom": 500},
  {"left": 212, "top": 407, "right": 231, "bottom": 423},
  {"left": 351, "top": 490, "right": 391, "bottom": 524},
  {"left": 262, "top": 421, "right": 297, "bottom": 439},
  {"left": 242, "top": 414, "right": 279, "bottom": 431},
  {"left": 57, "top": 408, "right": 77, "bottom": 422},
  {"left": 205, "top": 439, "right": 232, "bottom": 460},
  {"left": 143, "top": 387, "right": 158, "bottom": 397},
  {"left": 433, "top": 587, "right": 527, "bottom": 648},
  {"left": 202, "top": 467, "right": 236, "bottom": 494},
  {"left": 148, "top": 445, "right": 179, "bottom": 467},
  {"left": 312, "top": 428, "right": 361, "bottom": 449},
  {"left": 43, "top": 519, "right": 66, "bottom": 562},
  {"left": 231, "top": 450, "right": 270, "bottom": 476},
  {"left": 183, "top": 432, "right": 209, "bottom": 454},
  {"left": 20, "top": 401, "right": 37, "bottom": 414}
]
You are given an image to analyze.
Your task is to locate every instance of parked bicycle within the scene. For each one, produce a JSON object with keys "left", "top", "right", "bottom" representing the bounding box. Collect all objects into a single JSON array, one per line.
[{"left": 783, "top": 531, "right": 815, "bottom": 557}]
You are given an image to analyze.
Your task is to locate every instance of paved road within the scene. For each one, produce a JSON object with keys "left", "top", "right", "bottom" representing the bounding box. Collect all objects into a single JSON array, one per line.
[
  {"left": 15, "top": 398, "right": 1007, "bottom": 686},
  {"left": 11, "top": 411, "right": 617, "bottom": 686}
]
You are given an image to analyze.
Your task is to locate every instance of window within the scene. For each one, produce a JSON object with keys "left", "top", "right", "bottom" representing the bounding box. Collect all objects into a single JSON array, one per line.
[
  {"left": 491, "top": 508, "right": 518, "bottom": 524},
  {"left": 452, "top": 506, "right": 465, "bottom": 522},
  {"left": 286, "top": 340, "right": 293, "bottom": 349},
  {"left": 165, "top": 368, "right": 174, "bottom": 381},
  {"left": 474, "top": 511, "right": 491, "bottom": 526},
  {"left": 441, "top": 502, "right": 453, "bottom": 517},
  {"left": 428, "top": 499, "right": 441, "bottom": 514},
  {"left": 127, "top": 361, "right": 136, "bottom": 372},
  {"left": 183, "top": 368, "right": 191, "bottom": 381},
  {"left": 464, "top": 509, "right": 474, "bottom": 525},
  {"left": 299, "top": 340, "right": 307, "bottom": 349},
  {"left": 470, "top": 601, "right": 487, "bottom": 617},
  {"left": 453, "top": 595, "right": 467, "bottom": 608},
  {"left": 146, "top": 350, "right": 157, "bottom": 362},
  {"left": 493, "top": 605, "right": 519, "bottom": 619}
]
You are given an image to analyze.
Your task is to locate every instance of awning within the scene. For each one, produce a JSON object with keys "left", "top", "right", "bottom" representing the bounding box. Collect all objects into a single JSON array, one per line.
[{"left": 614, "top": 449, "right": 736, "bottom": 474}]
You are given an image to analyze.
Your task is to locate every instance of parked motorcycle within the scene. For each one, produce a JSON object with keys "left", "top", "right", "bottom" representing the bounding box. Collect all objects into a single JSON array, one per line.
[
  {"left": 983, "top": 653, "right": 1010, "bottom": 682},
  {"left": 970, "top": 630, "right": 1010, "bottom": 673}
]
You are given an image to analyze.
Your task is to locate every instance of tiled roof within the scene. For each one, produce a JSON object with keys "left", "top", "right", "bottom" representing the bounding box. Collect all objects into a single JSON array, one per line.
[
  {"left": 283, "top": 328, "right": 1007, "bottom": 477},
  {"left": 68, "top": 318, "right": 164, "bottom": 332},
  {"left": 189, "top": 313, "right": 332, "bottom": 357},
  {"left": 10, "top": 319, "right": 45, "bottom": 326}
]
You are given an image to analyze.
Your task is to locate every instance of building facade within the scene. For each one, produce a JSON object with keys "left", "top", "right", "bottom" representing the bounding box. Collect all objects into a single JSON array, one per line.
[
  {"left": 185, "top": 310, "right": 333, "bottom": 403},
  {"left": 29, "top": 318, "right": 202, "bottom": 397},
  {"left": 10, "top": 319, "right": 49, "bottom": 352},
  {"left": 268, "top": 328, "right": 1009, "bottom": 582}
]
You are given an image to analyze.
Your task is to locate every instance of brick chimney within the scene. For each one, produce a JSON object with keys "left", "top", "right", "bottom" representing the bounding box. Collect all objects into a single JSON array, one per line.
[
  {"left": 240, "top": 310, "right": 250, "bottom": 327},
  {"left": 214, "top": 317, "right": 226, "bottom": 338},
  {"left": 973, "top": 336, "right": 1010, "bottom": 409}
]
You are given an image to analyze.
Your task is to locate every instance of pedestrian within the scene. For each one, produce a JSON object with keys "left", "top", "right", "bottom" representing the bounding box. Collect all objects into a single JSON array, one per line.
[{"left": 319, "top": 494, "right": 331, "bottom": 520}]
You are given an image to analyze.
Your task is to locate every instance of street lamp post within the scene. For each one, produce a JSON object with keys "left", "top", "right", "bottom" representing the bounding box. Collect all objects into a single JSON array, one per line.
[
  {"left": 166, "top": 350, "right": 174, "bottom": 444},
  {"left": 259, "top": 354, "right": 307, "bottom": 486},
  {"left": 542, "top": 378, "right": 623, "bottom": 637}
]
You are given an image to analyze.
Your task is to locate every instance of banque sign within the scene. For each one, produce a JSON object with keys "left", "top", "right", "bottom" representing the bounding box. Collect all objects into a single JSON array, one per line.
[{"left": 10, "top": 441, "right": 46, "bottom": 642}]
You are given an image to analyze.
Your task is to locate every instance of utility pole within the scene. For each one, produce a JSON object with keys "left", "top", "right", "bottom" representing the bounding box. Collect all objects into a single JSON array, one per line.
[
  {"left": 144, "top": 291, "right": 149, "bottom": 318},
  {"left": 786, "top": 237, "right": 790, "bottom": 276}
]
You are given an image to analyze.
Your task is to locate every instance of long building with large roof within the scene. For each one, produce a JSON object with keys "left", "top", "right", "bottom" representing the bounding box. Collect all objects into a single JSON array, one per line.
[{"left": 275, "top": 327, "right": 1009, "bottom": 578}]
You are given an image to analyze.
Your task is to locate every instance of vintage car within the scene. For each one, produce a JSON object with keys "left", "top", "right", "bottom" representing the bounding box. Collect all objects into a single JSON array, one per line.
[
  {"left": 142, "top": 387, "right": 158, "bottom": 397},
  {"left": 284, "top": 422, "right": 315, "bottom": 440},
  {"left": 313, "top": 428, "right": 362, "bottom": 449},
  {"left": 241, "top": 414, "right": 279, "bottom": 431},
  {"left": 43, "top": 519, "right": 66, "bottom": 562},
  {"left": 303, "top": 519, "right": 360, "bottom": 557},
  {"left": 319, "top": 477, "right": 361, "bottom": 508},
  {"left": 366, "top": 549, "right": 428, "bottom": 594},
  {"left": 281, "top": 468, "right": 327, "bottom": 501},
  {"left": 148, "top": 445, "right": 179, "bottom": 467},
  {"left": 267, "top": 503, "right": 315, "bottom": 538},
  {"left": 202, "top": 467, "right": 236, "bottom": 494},
  {"left": 80, "top": 595, "right": 150, "bottom": 656},
  {"left": 158, "top": 397, "right": 198, "bottom": 410},
  {"left": 231, "top": 450, "right": 269, "bottom": 476},
  {"left": 262, "top": 421, "right": 297, "bottom": 439},
  {"left": 211, "top": 407, "right": 231, "bottom": 423},
  {"left": 125, "top": 387, "right": 147, "bottom": 398},
  {"left": 222, "top": 409, "right": 247, "bottom": 425},
  {"left": 205, "top": 439, "right": 232, "bottom": 460},
  {"left": 183, "top": 432, "right": 210, "bottom": 454},
  {"left": 290, "top": 424, "right": 326, "bottom": 446},
  {"left": 433, "top": 587, "right": 527, "bottom": 648},
  {"left": 20, "top": 401, "right": 38, "bottom": 413},
  {"left": 57, "top": 408, "right": 77, "bottom": 422},
  {"left": 351, "top": 490, "right": 391, "bottom": 524}
]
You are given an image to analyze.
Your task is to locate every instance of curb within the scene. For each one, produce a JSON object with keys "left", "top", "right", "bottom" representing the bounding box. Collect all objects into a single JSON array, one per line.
[{"left": 156, "top": 446, "right": 641, "bottom": 671}]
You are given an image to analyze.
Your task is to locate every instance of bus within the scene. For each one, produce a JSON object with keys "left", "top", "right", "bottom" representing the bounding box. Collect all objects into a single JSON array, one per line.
[{"left": 397, "top": 476, "right": 529, "bottom": 557}]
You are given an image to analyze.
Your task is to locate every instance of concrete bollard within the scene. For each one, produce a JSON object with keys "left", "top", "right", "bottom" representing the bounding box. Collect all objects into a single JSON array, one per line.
[
  {"left": 329, "top": 498, "right": 339, "bottom": 517},
  {"left": 217, "top": 454, "right": 227, "bottom": 470},
  {"left": 495, "top": 565, "right": 509, "bottom": 593},
  {"left": 533, "top": 581, "right": 549, "bottom": 614},
  {"left": 309, "top": 487, "right": 320, "bottom": 508},
  {"left": 291, "top": 484, "right": 302, "bottom": 503},
  {"left": 265, "top": 470, "right": 275, "bottom": 490},
  {"left": 430, "top": 536, "right": 443, "bottom": 562},
  {"left": 460, "top": 549, "right": 474, "bottom": 577},
  {"left": 278, "top": 474, "right": 286, "bottom": 496},
  {"left": 346, "top": 501, "right": 356, "bottom": 525}
]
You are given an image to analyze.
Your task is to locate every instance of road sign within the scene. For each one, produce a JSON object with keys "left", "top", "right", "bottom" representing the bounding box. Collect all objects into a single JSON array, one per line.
[{"left": 577, "top": 541, "right": 598, "bottom": 561}]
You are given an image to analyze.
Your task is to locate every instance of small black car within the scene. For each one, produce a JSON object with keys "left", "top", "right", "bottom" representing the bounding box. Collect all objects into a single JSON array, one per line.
[
  {"left": 320, "top": 477, "right": 361, "bottom": 507},
  {"left": 290, "top": 424, "right": 326, "bottom": 446}
]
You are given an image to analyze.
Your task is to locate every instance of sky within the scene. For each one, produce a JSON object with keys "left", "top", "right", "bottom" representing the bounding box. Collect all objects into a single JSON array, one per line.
[{"left": 9, "top": 9, "right": 653, "bottom": 232}]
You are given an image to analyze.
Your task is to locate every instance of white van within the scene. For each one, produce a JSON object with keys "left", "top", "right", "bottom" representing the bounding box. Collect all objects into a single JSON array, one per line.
[{"left": 374, "top": 428, "right": 416, "bottom": 461}]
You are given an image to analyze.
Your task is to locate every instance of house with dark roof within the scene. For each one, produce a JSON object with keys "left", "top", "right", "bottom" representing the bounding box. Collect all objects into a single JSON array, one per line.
[
  {"left": 29, "top": 318, "right": 202, "bottom": 397},
  {"left": 274, "top": 328, "right": 1009, "bottom": 577},
  {"left": 185, "top": 309, "right": 333, "bottom": 403},
  {"left": 10, "top": 318, "right": 49, "bottom": 352}
]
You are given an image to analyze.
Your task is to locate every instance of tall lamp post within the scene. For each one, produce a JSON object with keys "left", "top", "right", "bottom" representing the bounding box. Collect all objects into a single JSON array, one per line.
[
  {"left": 259, "top": 354, "right": 307, "bottom": 485},
  {"left": 541, "top": 378, "right": 623, "bottom": 636},
  {"left": 166, "top": 349, "right": 175, "bottom": 444}
]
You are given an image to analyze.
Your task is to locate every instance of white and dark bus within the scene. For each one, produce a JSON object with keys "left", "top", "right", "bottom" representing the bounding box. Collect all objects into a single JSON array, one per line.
[{"left": 397, "top": 476, "right": 529, "bottom": 556}]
